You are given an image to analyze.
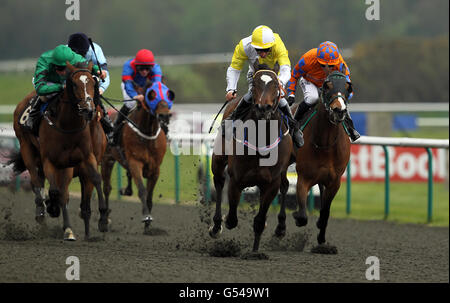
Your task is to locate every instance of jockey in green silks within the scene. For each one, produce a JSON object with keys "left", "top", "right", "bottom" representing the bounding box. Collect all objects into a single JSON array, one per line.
[{"left": 24, "top": 44, "right": 102, "bottom": 131}]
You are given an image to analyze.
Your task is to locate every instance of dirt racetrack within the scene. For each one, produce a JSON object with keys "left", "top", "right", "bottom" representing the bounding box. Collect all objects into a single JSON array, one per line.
[{"left": 0, "top": 189, "right": 448, "bottom": 283}]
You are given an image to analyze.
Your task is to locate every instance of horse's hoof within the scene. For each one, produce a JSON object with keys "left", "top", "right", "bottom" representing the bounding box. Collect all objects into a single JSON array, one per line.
[
  {"left": 64, "top": 228, "right": 76, "bottom": 241},
  {"left": 208, "top": 225, "right": 223, "bottom": 238},
  {"left": 98, "top": 220, "right": 109, "bottom": 233},
  {"left": 46, "top": 204, "right": 60, "bottom": 218},
  {"left": 224, "top": 216, "right": 238, "bottom": 230},
  {"left": 119, "top": 188, "right": 133, "bottom": 196},
  {"left": 274, "top": 226, "right": 286, "bottom": 239},
  {"left": 35, "top": 214, "right": 45, "bottom": 224},
  {"left": 293, "top": 212, "right": 308, "bottom": 227},
  {"left": 142, "top": 215, "right": 153, "bottom": 224}
]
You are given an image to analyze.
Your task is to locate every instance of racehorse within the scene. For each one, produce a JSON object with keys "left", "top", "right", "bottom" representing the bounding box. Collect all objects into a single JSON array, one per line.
[
  {"left": 113, "top": 79, "right": 171, "bottom": 197},
  {"left": 289, "top": 71, "right": 352, "bottom": 246},
  {"left": 209, "top": 64, "right": 294, "bottom": 252},
  {"left": 101, "top": 82, "right": 173, "bottom": 232},
  {"left": 9, "top": 61, "right": 109, "bottom": 240}
]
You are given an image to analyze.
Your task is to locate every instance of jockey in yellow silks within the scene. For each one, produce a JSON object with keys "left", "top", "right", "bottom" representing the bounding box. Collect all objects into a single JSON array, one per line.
[{"left": 223, "top": 25, "right": 303, "bottom": 148}]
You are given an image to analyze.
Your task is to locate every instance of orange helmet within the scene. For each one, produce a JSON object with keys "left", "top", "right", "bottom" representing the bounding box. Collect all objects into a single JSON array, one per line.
[
  {"left": 135, "top": 49, "right": 155, "bottom": 65},
  {"left": 316, "top": 41, "right": 340, "bottom": 66}
]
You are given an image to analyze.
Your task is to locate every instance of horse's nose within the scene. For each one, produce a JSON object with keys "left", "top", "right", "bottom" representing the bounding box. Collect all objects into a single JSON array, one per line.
[
  {"left": 257, "top": 104, "right": 271, "bottom": 111},
  {"left": 333, "top": 108, "right": 346, "bottom": 121}
]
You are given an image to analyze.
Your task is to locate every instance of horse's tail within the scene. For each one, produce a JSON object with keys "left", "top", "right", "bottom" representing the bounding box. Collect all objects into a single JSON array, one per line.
[{"left": 6, "top": 150, "right": 26, "bottom": 175}]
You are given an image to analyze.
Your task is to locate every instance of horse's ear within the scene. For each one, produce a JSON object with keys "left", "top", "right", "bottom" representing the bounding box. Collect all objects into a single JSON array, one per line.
[
  {"left": 66, "top": 61, "right": 75, "bottom": 72},
  {"left": 167, "top": 90, "right": 175, "bottom": 101},
  {"left": 146, "top": 89, "right": 156, "bottom": 101},
  {"left": 345, "top": 82, "right": 353, "bottom": 98},
  {"left": 323, "top": 81, "right": 332, "bottom": 91},
  {"left": 87, "top": 60, "right": 93, "bottom": 72},
  {"left": 345, "top": 82, "right": 353, "bottom": 94}
]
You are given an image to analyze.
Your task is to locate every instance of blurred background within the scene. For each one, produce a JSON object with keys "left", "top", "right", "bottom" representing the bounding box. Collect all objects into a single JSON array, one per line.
[
  {"left": 0, "top": 0, "right": 448, "bottom": 225},
  {"left": 0, "top": 0, "right": 448, "bottom": 103}
]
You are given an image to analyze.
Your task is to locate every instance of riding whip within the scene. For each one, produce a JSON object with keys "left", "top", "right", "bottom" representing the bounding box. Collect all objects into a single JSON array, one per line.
[
  {"left": 88, "top": 38, "right": 105, "bottom": 83},
  {"left": 208, "top": 91, "right": 236, "bottom": 133}
]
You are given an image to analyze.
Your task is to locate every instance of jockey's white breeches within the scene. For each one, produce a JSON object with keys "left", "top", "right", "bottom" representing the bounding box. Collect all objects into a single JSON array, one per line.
[
  {"left": 299, "top": 78, "right": 320, "bottom": 106},
  {"left": 120, "top": 82, "right": 137, "bottom": 109}
]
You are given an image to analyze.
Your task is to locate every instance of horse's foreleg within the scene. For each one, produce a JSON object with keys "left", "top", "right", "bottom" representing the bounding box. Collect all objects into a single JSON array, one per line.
[
  {"left": 143, "top": 167, "right": 159, "bottom": 230},
  {"left": 316, "top": 181, "right": 340, "bottom": 245},
  {"left": 101, "top": 157, "right": 115, "bottom": 217},
  {"left": 128, "top": 159, "right": 149, "bottom": 222},
  {"left": 80, "top": 155, "right": 108, "bottom": 233},
  {"left": 293, "top": 177, "right": 310, "bottom": 227},
  {"left": 43, "top": 160, "right": 75, "bottom": 241},
  {"left": 119, "top": 170, "right": 133, "bottom": 196},
  {"left": 253, "top": 180, "right": 280, "bottom": 252},
  {"left": 209, "top": 155, "right": 227, "bottom": 238},
  {"left": 225, "top": 178, "right": 241, "bottom": 230},
  {"left": 20, "top": 142, "right": 46, "bottom": 222},
  {"left": 79, "top": 174, "right": 93, "bottom": 240},
  {"left": 274, "top": 172, "right": 289, "bottom": 238}
]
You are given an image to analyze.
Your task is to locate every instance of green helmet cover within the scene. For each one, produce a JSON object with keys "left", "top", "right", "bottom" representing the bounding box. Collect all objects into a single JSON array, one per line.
[{"left": 52, "top": 45, "right": 75, "bottom": 66}]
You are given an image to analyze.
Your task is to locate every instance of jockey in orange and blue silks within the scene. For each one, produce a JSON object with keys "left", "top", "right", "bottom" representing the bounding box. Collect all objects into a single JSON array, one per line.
[{"left": 287, "top": 41, "right": 360, "bottom": 141}]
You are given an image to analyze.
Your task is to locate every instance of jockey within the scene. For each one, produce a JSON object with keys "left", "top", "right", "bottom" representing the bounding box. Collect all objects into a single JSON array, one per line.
[
  {"left": 286, "top": 41, "right": 360, "bottom": 141},
  {"left": 110, "top": 49, "right": 163, "bottom": 146},
  {"left": 68, "top": 32, "right": 114, "bottom": 142},
  {"left": 24, "top": 44, "right": 102, "bottom": 131},
  {"left": 224, "top": 25, "right": 303, "bottom": 148}
]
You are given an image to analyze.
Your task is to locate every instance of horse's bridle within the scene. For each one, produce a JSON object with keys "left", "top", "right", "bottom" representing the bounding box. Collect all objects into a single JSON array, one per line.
[
  {"left": 43, "top": 68, "right": 95, "bottom": 134},
  {"left": 252, "top": 69, "right": 283, "bottom": 115}
]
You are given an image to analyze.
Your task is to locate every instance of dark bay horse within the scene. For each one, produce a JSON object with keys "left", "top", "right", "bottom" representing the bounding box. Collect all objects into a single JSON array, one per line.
[
  {"left": 9, "top": 61, "right": 109, "bottom": 240},
  {"left": 209, "top": 65, "right": 293, "bottom": 252},
  {"left": 291, "top": 71, "right": 352, "bottom": 247},
  {"left": 101, "top": 83, "right": 173, "bottom": 232}
]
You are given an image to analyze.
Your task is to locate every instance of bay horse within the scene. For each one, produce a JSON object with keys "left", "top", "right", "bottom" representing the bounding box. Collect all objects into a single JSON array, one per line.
[
  {"left": 290, "top": 71, "right": 352, "bottom": 247},
  {"left": 101, "top": 82, "right": 173, "bottom": 232},
  {"left": 9, "top": 61, "right": 109, "bottom": 240},
  {"left": 209, "top": 64, "right": 294, "bottom": 252}
]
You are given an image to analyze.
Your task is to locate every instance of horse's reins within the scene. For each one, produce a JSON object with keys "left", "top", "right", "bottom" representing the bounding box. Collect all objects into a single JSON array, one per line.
[
  {"left": 310, "top": 89, "right": 347, "bottom": 150},
  {"left": 208, "top": 69, "right": 283, "bottom": 134}
]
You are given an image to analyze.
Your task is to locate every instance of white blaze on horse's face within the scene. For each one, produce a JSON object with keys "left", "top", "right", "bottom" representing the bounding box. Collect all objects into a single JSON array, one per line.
[
  {"left": 258, "top": 74, "right": 273, "bottom": 104},
  {"left": 260, "top": 75, "right": 273, "bottom": 85},
  {"left": 337, "top": 92, "right": 346, "bottom": 110},
  {"left": 78, "top": 75, "right": 92, "bottom": 101}
]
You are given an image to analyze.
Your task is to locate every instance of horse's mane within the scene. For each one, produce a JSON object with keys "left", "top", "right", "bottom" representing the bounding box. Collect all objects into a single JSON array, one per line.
[{"left": 73, "top": 61, "right": 89, "bottom": 69}]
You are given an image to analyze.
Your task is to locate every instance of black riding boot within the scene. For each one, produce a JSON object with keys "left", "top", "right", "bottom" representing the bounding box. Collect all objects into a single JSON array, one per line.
[
  {"left": 221, "top": 95, "right": 252, "bottom": 137},
  {"left": 98, "top": 102, "right": 114, "bottom": 143},
  {"left": 293, "top": 101, "right": 313, "bottom": 123},
  {"left": 23, "top": 96, "right": 44, "bottom": 133},
  {"left": 111, "top": 105, "right": 131, "bottom": 146},
  {"left": 344, "top": 112, "right": 361, "bottom": 142},
  {"left": 279, "top": 103, "right": 304, "bottom": 148}
]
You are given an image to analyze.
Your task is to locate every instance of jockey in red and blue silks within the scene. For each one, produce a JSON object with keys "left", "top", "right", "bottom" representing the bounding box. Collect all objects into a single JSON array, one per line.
[
  {"left": 111, "top": 49, "right": 163, "bottom": 145},
  {"left": 121, "top": 49, "right": 163, "bottom": 106}
]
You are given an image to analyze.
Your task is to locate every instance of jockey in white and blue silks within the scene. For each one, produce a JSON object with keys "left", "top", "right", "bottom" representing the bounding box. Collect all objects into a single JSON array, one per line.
[
  {"left": 68, "top": 32, "right": 114, "bottom": 142},
  {"left": 68, "top": 33, "right": 110, "bottom": 94}
]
